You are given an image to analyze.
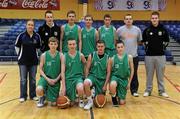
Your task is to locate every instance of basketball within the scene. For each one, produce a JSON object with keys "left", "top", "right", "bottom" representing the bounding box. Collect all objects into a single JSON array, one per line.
[
  {"left": 93, "top": 94, "right": 106, "bottom": 108},
  {"left": 57, "top": 96, "right": 70, "bottom": 109}
]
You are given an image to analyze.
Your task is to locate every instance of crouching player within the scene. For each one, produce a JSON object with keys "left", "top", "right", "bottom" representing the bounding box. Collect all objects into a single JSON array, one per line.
[
  {"left": 36, "top": 37, "right": 64, "bottom": 107},
  {"left": 83, "top": 40, "right": 111, "bottom": 110},
  {"left": 109, "top": 40, "right": 134, "bottom": 106}
]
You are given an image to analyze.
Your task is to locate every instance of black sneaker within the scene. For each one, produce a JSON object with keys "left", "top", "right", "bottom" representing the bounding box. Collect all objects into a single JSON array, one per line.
[
  {"left": 112, "top": 97, "right": 119, "bottom": 107},
  {"left": 37, "top": 96, "right": 45, "bottom": 108}
]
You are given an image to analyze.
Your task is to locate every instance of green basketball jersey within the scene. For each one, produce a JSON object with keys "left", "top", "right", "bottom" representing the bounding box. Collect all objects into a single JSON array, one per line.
[
  {"left": 111, "top": 53, "right": 130, "bottom": 79},
  {"left": 81, "top": 27, "right": 96, "bottom": 57},
  {"left": 99, "top": 25, "right": 115, "bottom": 49},
  {"left": 89, "top": 52, "right": 108, "bottom": 79},
  {"left": 62, "top": 24, "right": 79, "bottom": 52},
  {"left": 65, "top": 51, "right": 83, "bottom": 80},
  {"left": 44, "top": 51, "right": 61, "bottom": 79}
]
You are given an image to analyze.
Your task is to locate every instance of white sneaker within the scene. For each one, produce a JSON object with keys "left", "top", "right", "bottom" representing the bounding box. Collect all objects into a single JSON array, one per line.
[
  {"left": 160, "top": 92, "right": 169, "bottom": 98},
  {"left": 37, "top": 96, "right": 45, "bottom": 108},
  {"left": 133, "top": 93, "right": 139, "bottom": 97},
  {"left": 143, "top": 92, "right": 150, "bottom": 97},
  {"left": 79, "top": 100, "right": 84, "bottom": 108},
  {"left": 84, "top": 101, "right": 93, "bottom": 110},
  {"left": 19, "top": 98, "right": 25, "bottom": 103},
  {"left": 91, "top": 87, "right": 95, "bottom": 99}
]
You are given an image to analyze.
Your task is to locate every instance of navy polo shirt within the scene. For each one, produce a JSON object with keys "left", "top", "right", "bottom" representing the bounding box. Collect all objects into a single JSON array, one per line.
[{"left": 15, "top": 31, "right": 41, "bottom": 65}]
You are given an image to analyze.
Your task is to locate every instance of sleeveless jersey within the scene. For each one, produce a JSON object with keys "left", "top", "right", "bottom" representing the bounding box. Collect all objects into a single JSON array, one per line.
[
  {"left": 44, "top": 51, "right": 61, "bottom": 79},
  {"left": 81, "top": 27, "right": 96, "bottom": 57},
  {"left": 63, "top": 24, "right": 79, "bottom": 52},
  {"left": 89, "top": 52, "right": 108, "bottom": 79}
]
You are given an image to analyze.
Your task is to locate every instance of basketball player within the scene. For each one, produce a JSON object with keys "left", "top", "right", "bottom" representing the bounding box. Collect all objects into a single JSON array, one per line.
[
  {"left": 15, "top": 19, "right": 41, "bottom": 103},
  {"left": 60, "top": 10, "right": 82, "bottom": 52},
  {"left": 61, "top": 38, "right": 86, "bottom": 108},
  {"left": 109, "top": 40, "right": 134, "bottom": 106},
  {"left": 116, "top": 14, "right": 142, "bottom": 97},
  {"left": 81, "top": 14, "right": 99, "bottom": 59},
  {"left": 36, "top": 37, "right": 64, "bottom": 107},
  {"left": 98, "top": 14, "right": 117, "bottom": 57},
  {"left": 83, "top": 40, "right": 110, "bottom": 110}
]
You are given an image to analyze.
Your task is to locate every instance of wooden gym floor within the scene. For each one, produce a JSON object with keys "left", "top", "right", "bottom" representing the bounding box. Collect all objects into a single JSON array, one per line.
[{"left": 0, "top": 64, "right": 180, "bottom": 119}]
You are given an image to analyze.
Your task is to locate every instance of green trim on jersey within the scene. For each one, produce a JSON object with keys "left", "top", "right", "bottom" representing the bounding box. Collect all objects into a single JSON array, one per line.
[
  {"left": 89, "top": 52, "right": 108, "bottom": 79},
  {"left": 64, "top": 51, "right": 83, "bottom": 80},
  {"left": 44, "top": 50, "right": 61, "bottom": 79},
  {"left": 99, "top": 25, "right": 115, "bottom": 49},
  {"left": 81, "top": 27, "right": 96, "bottom": 57},
  {"left": 111, "top": 53, "right": 130, "bottom": 80},
  {"left": 62, "top": 24, "right": 79, "bottom": 52}
]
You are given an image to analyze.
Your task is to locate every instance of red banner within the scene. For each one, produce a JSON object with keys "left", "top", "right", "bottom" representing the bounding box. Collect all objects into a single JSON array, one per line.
[{"left": 0, "top": 0, "right": 60, "bottom": 10}]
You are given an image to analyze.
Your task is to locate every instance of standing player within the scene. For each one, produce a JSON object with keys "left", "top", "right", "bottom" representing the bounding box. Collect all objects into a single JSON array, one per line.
[
  {"left": 116, "top": 14, "right": 142, "bottom": 97},
  {"left": 109, "top": 40, "right": 134, "bottom": 106},
  {"left": 81, "top": 14, "right": 99, "bottom": 59},
  {"left": 36, "top": 37, "right": 64, "bottom": 107},
  {"left": 83, "top": 40, "right": 111, "bottom": 110},
  {"left": 61, "top": 38, "right": 86, "bottom": 108},
  {"left": 38, "top": 10, "right": 60, "bottom": 53},
  {"left": 142, "top": 12, "right": 169, "bottom": 98},
  {"left": 98, "top": 14, "right": 117, "bottom": 57},
  {"left": 60, "top": 10, "right": 82, "bottom": 52},
  {"left": 15, "top": 19, "right": 41, "bottom": 102}
]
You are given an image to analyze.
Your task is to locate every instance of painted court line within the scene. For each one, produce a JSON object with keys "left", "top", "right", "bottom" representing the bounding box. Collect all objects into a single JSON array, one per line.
[
  {"left": 164, "top": 75, "right": 180, "bottom": 93},
  {"left": 0, "top": 73, "right": 7, "bottom": 85}
]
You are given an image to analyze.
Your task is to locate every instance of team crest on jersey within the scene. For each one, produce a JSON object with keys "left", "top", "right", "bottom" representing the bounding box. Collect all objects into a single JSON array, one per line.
[
  {"left": 68, "top": 63, "right": 71, "bottom": 67},
  {"left": 101, "top": 34, "right": 106, "bottom": 38},
  {"left": 54, "top": 32, "right": 58, "bottom": 36},
  {"left": 83, "top": 34, "right": 86, "bottom": 39},
  {"left": 45, "top": 32, "right": 48, "bottom": 36},
  {"left": 94, "top": 62, "right": 97, "bottom": 66},
  {"left": 47, "top": 62, "right": 51, "bottom": 66},
  {"left": 65, "top": 32, "right": 69, "bottom": 36},
  {"left": 158, "top": 31, "right": 162, "bottom": 36},
  {"left": 115, "top": 64, "right": 119, "bottom": 69}
]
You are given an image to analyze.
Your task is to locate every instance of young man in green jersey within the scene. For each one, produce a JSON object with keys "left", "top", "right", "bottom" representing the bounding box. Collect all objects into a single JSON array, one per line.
[
  {"left": 36, "top": 37, "right": 64, "bottom": 107},
  {"left": 60, "top": 10, "right": 82, "bottom": 52},
  {"left": 109, "top": 40, "right": 134, "bottom": 106},
  {"left": 83, "top": 40, "right": 111, "bottom": 110},
  {"left": 81, "top": 14, "right": 99, "bottom": 59},
  {"left": 61, "top": 38, "right": 86, "bottom": 108},
  {"left": 98, "top": 14, "right": 117, "bottom": 57}
]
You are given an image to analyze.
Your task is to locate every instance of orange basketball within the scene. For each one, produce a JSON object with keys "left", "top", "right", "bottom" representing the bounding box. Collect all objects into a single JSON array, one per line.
[
  {"left": 57, "top": 96, "right": 70, "bottom": 109},
  {"left": 93, "top": 94, "right": 106, "bottom": 108}
]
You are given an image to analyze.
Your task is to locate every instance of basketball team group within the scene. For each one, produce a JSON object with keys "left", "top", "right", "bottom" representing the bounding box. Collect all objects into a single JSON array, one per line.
[{"left": 15, "top": 10, "right": 170, "bottom": 109}]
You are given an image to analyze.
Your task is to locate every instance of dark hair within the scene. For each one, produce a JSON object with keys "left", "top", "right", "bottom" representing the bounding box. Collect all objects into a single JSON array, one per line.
[
  {"left": 67, "top": 10, "right": 76, "bottom": 17},
  {"left": 96, "top": 40, "right": 105, "bottom": 45},
  {"left": 151, "top": 11, "right": 160, "bottom": 17},
  {"left": 116, "top": 40, "right": 124, "bottom": 46},
  {"left": 124, "top": 14, "right": 133, "bottom": 19},
  {"left": 84, "top": 14, "right": 93, "bottom": 21},
  {"left": 48, "top": 37, "right": 59, "bottom": 44},
  {"left": 26, "top": 19, "right": 34, "bottom": 25},
  {"left": 45, "top": 10, "right": 53, "bottom": 17},
  {"left": 104, "top": 14, "right": 111, "bottom": 19}
]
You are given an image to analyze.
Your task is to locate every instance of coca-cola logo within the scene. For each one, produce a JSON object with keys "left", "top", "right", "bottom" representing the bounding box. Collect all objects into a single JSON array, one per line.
[
  {"left": 0, "top": 0, "right": 8, "bottom": 7},
  {"left": 22, "top": 0, "right": 48, "bottom": 8}
]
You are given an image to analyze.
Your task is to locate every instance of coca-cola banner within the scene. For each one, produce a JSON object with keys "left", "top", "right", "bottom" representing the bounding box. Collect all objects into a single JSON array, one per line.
[{"left": 0, "top": 0, "right": 60, "bottom": 10}]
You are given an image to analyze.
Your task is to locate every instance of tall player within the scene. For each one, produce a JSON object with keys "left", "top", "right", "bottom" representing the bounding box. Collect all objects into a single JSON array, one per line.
[
  {"left": 60, "top": 10, "right": 82, "bottom": 52},
  {"left": 81, "top": 14, "right": 99, "bottom": 59},
  {"left": 98, "top": 14, "right": 117, "bottom": 57}
]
